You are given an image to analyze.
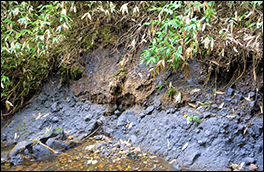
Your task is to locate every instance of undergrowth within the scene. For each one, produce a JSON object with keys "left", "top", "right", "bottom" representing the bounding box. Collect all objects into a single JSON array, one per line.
[{"left": 1, "top": 1, "right": 263, "bottom": 117}]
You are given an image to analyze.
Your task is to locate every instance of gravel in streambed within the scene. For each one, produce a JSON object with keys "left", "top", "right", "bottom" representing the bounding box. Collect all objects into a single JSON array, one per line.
[{"left": 1, "top": 135, "right": 176, "bottom": 171}]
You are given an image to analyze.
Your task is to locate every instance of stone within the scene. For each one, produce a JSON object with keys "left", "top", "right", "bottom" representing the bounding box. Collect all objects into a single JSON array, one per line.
[
  {"left": 245, "top": 157, "right": 255, "bottom": 165},
  {"left": 235, "top": 93, "right": 243, "bottom": 100},
  {"left": 249, "top": 91, "right": 255, "bottom": 98},
  {"left": 227, "top": 87, "right": 234, "bottom": 96},
  {"left": 117, "top": 113, "right": 127, "bottom": 127},
  {"left": 52, "top": 117, "right": 59, "bottom": 123},
  {"left": 84, "top": 113, "right": 93, "bottom": 122},
  {"left": 203, "top": 111, "right": 211, "bottom": 118},
  {"left": 46, "top": 138, "right": 68, "bottom": 150},
  {"left": 183, "top": 150, "right": 201, "bottom": 165},
  {"left": 225, "top": 97, "right": 232, "bottom": 102},
  {"left": 51, "top": 103, "right": 58, "bottom": 112},
  {"left": 130, "top": 135, "right": 137, "bottom": 144},
  {"left": 144, "top": 106, "right": 154, "bottom": 115},
  {"left": 97, "top": 116, "right": 105, "bottom": 125},
  {"left": 173, "top": 163, "right": 182, "bottom": 170},
  {"left": 114, "top": 110, "right": 121, "bottom": 115},
  {"left": 211, "top": 104, "right": 218, "bottom": 109},
  {"left": 8, "top": 141, "right": 33, "bottom": 158},
  {"left": 10, "top": 155, "right": 23, "bottom": 166},
  {"left": 33, "top": 144, "right": 51, "bottom": 159}
]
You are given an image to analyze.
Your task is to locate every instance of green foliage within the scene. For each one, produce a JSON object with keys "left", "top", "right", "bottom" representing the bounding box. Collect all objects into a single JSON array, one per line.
[
  {"left": 54, "top": 127, "right": 63, "bottom": 132},
  {"left": 141, "top": 1, "right": 206, "bottom": 72},
  {"left": 1, "top": 1, "right": 75, "bottom": 110},
  {"left": 202, "top": 101, "right": 210, "bottom": 106},
  {"left": 187, "top": 115, "right": 200, "bottom": 123},
  {"left": 155, "top": 84, "right": 164, "bottom": 90},
  {"left": 70, "top": 66, "right": 82, "bottom": 78},
  {"left": 167, "top": 85, "right": 175, "bottom": 98}
]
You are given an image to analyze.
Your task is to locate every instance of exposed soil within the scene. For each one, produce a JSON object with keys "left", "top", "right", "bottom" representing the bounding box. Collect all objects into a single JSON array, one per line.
[{"left": 70, "top": 42, "right": 263, "bottom": 117}]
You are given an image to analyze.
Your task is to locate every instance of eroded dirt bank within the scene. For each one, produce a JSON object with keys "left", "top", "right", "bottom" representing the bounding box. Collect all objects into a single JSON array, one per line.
[{"left": 1, "top": 46, "right": 263, "bottom": 171}]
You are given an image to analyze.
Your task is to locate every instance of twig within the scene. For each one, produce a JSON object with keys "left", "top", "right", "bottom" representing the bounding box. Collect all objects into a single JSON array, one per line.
[
  {"left": 39, "top": 141, "right": 58, "bottom": 154},
  {"left": 81, "top": 124, "right": 102, "bottom": 142}
]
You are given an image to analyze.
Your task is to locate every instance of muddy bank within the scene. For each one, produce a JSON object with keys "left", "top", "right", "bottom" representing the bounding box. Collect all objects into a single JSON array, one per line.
[{"left": 1, "top": 48, "right": 263, "bottom": 171}]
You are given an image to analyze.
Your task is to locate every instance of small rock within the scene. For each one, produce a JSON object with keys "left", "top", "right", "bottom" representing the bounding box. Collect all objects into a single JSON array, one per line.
[
  {"left": 10, "top": 155, "right": 23, "bottom": 166},
  {"left": 144, "top": 106, "right": 154, "bottom": 115},
  {"left": 46, "top": 138, "right": 68, "bottom": 150},
  {"left": 97, "top": 116, "right": 105, "bottom": 125},
  {"left": 114, "top": 110, "right": 121, "bottom": 115},
  {"left": 211, "top": 104, "right": 218, "bottom": 109},
  {"left": 8, "top": 141, "right": 33, "bottom": 158},
  {"left": 249, "top": 91, "right": 255, "bottom": 98},
  {"left": 173, "top": 163, "right": 182, "bottom": 171},
  {"left": 203, "top": 111, "right": 211, "bottom": 118},
  {"left": 183, "top": 150, "right": 201, "bottom": 165},
  {"left": 227, "top": 87, "right": 234, "bottom": 96},
  {"left": 130, "top": 135, "right": 137, "bottom": 144},
  {"left": 52, "top": 117, "right": 59, "bottom": 123},
  {"left": 225, "top": 97, "right": 232, "bottom": 102},
  {"left": 245, "top": 157, "right": 255, "bottom": 165},
  {"left": 235, "top": 93, "right": 243, "bottom": 100},
  {"left": 33, "top": 144, "right": 51, "bottom": 159},
  {"left": 179, "top": 75, "right": 184, "bottom": 79}
]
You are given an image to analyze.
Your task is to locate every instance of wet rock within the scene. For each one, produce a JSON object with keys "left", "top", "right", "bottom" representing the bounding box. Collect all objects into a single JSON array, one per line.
[
  {"left": 46, "top": 138, "right": 68, "bottom": 150},
  {"left": 33, "top": 144, "right": 51, "bottom": 159},
  {"left": 8, "top": 141, "right": 33, "bottom": 158}
]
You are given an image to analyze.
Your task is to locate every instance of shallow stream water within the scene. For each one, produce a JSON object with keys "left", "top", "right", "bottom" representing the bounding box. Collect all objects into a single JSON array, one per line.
[{"left": 1, "top": 136, "right": 177, "bottom": 171}]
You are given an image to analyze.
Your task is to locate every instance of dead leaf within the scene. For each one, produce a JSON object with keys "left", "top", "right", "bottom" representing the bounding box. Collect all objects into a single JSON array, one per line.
[
  {"left": 215, "top": 91, "right": 225, "bottom": 94},
  {"left": 35, "top": 112, "right": 42, "bottom": 120},
  {"left": 226, "top": 115, "right": 236, "bottom": 118},
  {"left": 5, "top": 101, "right": 10, "bottom": 111},
  {"left": 244, "top": 93, "right": 251, "bottom": 101},
  {"left": 41, "top": 113, "right": 50, "bottom": 119},
  {"left": 174, "top": 92, "right": 181, "bottom": 103},
  {"left": 218, "top": 102, "right": 225, "bottom": 109},
  {"left": 169, "top": 159, "right": 177, "bottom": 164},
  {"left": 229, "top": 162, "right": 239, "bottom": 170},
  {"left": 190, "top": 88, "right": 200, "bottom": 94},
  {"left": 182, "top": 142, "right": 188, "bottom": 151},
  {"left": 239, "top": 162, "right": 245, "bottom": 170},
  {"left": 120, "top": 3, "right": 128, "bottom": 15},
  {"left": 249, "top": 164, "right": 258, "bottom": 171},
  {"left": 188, "top": 103, "right": 197, "bottom": 108}
]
